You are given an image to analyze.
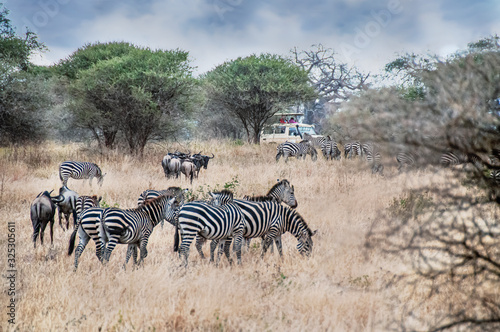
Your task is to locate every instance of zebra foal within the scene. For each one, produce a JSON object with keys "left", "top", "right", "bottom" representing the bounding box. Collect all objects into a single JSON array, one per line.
[{"left": 59, "top": 161, "right": 105, "bottom": 187}]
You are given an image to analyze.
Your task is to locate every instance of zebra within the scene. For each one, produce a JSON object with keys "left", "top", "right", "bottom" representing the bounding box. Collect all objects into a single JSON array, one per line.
[
  {"left": 76, "top": 195, "right": 102, "bottom": 217},
  {"left": 169, "top": 190, "right": 245, "bottom": 266},
  {"left": 59, "top": 161, "right": 105, "bottom": 187},
  {"left": 439, "top": 151, "right": 482, "bottom": 168},
  {"left": 302, "top": 132, "right": 329, "bottom": 149},
  {"left": 344, "top": 141, "right": 362, "bottom": 159},
  {"left": 362, "top": 142, "right": 384, "bottom": 174},
  {"left": 137, "top": 187, "right": 187, "bottom": 228},
  {"left": 490, "top": 170, "right": 500, "bottom": 183},
  {"left": 321, "top": 139, "right": 341, "bottom": 161},
  {"left": 242, "top": 179, "right": 298, "bottom": 208},
  {"left": 396, "top": 151, "right": 416, "bottom": 172},
  {"left": 68, "top": 207, "right": 109, "bottom": 269},
  {"left": 99, "top": 194, "right": 182, "bottom": 268},
  {"left": 276, "top": 141, "right": 318, "bottom": 162},
  {"left": 242, "top": 179, "right": 298, "bottom": 252},
  {"left": 201, "top": 192, "right": 316, "bottom": 260}
]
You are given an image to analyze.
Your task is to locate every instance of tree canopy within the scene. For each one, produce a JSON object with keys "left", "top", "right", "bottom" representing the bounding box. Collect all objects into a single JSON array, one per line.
[
  {"left": 61, "top": 42, "right": 197, "bottom": 155},
  {"left": 203, "top": 53, "right": 316, "bottom": 143}
]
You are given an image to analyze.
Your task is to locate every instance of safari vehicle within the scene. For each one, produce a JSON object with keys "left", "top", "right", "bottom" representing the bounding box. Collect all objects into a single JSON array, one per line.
[{"left": 260, "top": 112, "right": 321, "bottom": 144}]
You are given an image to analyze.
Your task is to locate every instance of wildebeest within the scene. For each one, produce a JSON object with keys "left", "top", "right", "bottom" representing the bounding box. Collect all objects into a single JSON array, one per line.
[
  {"left": 30, "top": 191, "right": 61, "bottom": 248},
  {"left": 55, "top": 186, "right": 79, "bottom": 230}
]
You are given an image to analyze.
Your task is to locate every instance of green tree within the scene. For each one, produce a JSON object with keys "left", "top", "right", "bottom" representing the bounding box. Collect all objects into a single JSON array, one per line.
[
  {"left": 203, "top": 53, "right": 316, "bottom": 144},
  {"left": 0, "top": 4, "right": 51, "bottom": 145},
  {"left": 67, "top": 43, "right": 196, "bottom": 155}
]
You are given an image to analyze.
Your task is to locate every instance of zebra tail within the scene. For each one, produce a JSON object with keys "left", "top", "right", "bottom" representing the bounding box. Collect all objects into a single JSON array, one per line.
[
  {"left": 173, "top": 221, "right": 180, "bottom": 252},
  {"left": 68, "top": 225, "right": 78, "bottom": 255}
]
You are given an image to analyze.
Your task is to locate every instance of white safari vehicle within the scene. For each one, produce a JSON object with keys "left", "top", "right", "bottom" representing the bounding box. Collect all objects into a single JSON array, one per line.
[{"left": 260, "top": 113, "right": 321, "bottom": 144}]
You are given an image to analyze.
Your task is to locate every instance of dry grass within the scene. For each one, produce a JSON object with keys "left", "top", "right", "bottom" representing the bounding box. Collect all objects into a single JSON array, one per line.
[{"left": 0, "top": 140, "right": 480, "bottom": 331}]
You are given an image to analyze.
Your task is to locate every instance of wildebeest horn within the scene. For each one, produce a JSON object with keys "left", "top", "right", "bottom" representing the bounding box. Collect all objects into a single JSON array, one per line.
[
  {"left": 210, "top": 153, "right": 214, "bottom": 159},
  {"left": 51, "top": 194, "right": 64, "bottom": 203}
]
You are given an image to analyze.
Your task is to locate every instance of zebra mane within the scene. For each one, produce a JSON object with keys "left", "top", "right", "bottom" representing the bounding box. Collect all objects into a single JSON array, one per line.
[
  {"left": 243, "top": 195, "right": 278, "bottom": 202},
  {"left": 212, "top": 190, "right": 233, "bottom": 198},
  {"left": 267, "top": 179, "right": 290, "bottom": 195},
  {"left": 138, "top": 194, "right": 174, "bottom": 209}
]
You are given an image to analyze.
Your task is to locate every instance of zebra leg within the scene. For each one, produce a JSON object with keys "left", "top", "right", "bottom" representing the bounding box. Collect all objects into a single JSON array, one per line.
[
  {"left": 233, "top": 230, "right": 244, "bottom": 265},
  {"left": 219, "top": 238, "right": 233, "bottom": 265},
  {"left": 261, "top": 234, "right": 275, "bottom": 258},
  {"left": 210, "top": 239, "right": 219, "bottom": 262},
  {"left": 123, "top": 244, "right": 135, "bottom": 269},
  {"left": 74, "top": 230, "right": 90, "bottom": 270},
  {"left": 195, "top": 235, "right": 206, "bottom": 259},
  {"left": 137, "top": 236, "right": 150, "bottom": 265},
  {"left": 274, "top": 236, "right": 283, "bottom": 258},
  {"left": 102, "top": 237, "right": 119, "bottom": 264},
  {"left": 179, "top": 234, "right": 196, "bottom": 267}
]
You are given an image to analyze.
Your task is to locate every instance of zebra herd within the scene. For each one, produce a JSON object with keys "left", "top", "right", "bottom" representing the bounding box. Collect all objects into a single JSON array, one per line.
[
  {"left": 30, "top": 159, "right": 315, "bottom": 269},
  {"left": 276, "top": 134, "right": 383, "bottom": 174},
  {"left": 275, "top": 133, "right": 500, "bottom": 181}
]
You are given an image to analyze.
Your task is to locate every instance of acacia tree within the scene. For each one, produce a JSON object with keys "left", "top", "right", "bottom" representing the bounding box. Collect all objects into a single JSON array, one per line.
[
  {"left": 203, "top": 53, "right": 316, "bottom": 144},
  {"left": 339, "top": 37, "right": 500, "bottom": 331},
  {"left": 291, "top": 44, "right": 369, "bottom": 126},
  {"left": 66, "top": 44, "right": 196, "bottom": 155}
]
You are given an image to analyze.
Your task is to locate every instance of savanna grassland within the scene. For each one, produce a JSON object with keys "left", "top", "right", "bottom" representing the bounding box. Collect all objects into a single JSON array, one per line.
[{"left": 0, "top": 140, "right": 476, "bottom": 331}]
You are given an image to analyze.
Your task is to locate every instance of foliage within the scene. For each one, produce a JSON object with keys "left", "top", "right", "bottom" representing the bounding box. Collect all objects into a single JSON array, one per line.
[
  {"left": 185, "top": 176, "right": 240, "bottom": 202},
  {"left": 203, "top": 53, "right": 316, "bottom": 144},
  {"left": 0, "top": 4, "right": 52, "bottom": 145},
  {"left": 63, "top": 43, "right": 198, "bottom": 155},
  {"left": 353, "top": 36, "right": 500, "bottom": 331}
]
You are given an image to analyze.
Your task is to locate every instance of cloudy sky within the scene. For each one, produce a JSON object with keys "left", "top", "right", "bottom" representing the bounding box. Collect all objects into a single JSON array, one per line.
[{"left": 5, "top": 0, "right": 500, "bottom": 76}]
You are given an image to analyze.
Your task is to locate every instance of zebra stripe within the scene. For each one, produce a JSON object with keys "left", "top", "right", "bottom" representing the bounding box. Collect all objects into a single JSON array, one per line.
[
  {"left": 396, "top": 151, "right": 416, "bottom": 172},
  {"left": 137, "top": 187, "right": 184, "bottom": 206},
  {"left": 75, "top": 195, "right": 101, "bottom": 217},
  {"left": 202, "top": 191, "right": 316, "bottom": 260},
  {"left": 59, "top": 161, "right": 105, "bottom": 187},
  {"left": 169, "top": 191, "right": 245, "bottom": 266},
  {"left": 344, "top": 141, "right": 362, "bottom": 159},
  {"left": 242, "top": 179, "right": 297, "bottom": 208},
  {"left": 302, "top": 132, "right": 329, "bottom": 148},
  {"left": 321, "top": 139, "right": 341, "bottom": 161},
  {"left": 68, "top": 206, "right": 108, "bottom": 270},
  {"left": 439, "top": 151, "right": 473, "bottom": 167},
  {"left": 362, "top": 143, "right": 384, "bottom": 174},
  {"left": 100, "top": 195, "right": 180, "bottom": 268},
  {"left": 276, "top": 141, "right": 318, "bottom": 162}
]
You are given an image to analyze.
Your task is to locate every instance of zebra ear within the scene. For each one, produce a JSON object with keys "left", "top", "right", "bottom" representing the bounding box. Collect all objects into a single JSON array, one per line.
[{"left": 311, "top": 229, "right": 318, "bottom": 237}]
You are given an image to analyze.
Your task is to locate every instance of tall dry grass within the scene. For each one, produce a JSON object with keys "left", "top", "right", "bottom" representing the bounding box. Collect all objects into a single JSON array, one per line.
[{"left": 0, "top": 140, "right": 472, "bottom": 331}]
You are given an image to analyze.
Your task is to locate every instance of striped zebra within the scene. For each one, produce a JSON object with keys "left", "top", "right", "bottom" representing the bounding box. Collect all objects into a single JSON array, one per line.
[
  {"left": 302, "top": 132, "right": 329, "bottom": 148},
  {"left": 321, "top": 139, "right": 341, "bottom": 161},
  {"left": 242, "top": 179, "right": 297, "bottom": 252},
  {"left": 169, "top": 190, "right": 245, "bottom": 266},
  {"left": 99, "top": 194, "right": 182, "bottom": 268},
  {"left": 59, "top": 161, "right": 105, "bottom": 187},
  {"left": 276, "top": 141, "right": 318, "bottom": 162},
  {"left": 344, "top": 141, "right": 362, "bottom": 159},
  {"left": 362, "top": 142, "right": 384, "bottom": 174},
  {"left": 490, "top": 170, "right": 500, "bottom": 183},
  {"left": 75, "top": 195, "right": 102, "bottom": 217},
  {"left": 439, "top": 151, "right": 482, "bottom": 168},
  {"left": 68, "top": 206, "right": 108, "bottom": 269},
  {"left": 137, "top": 187, "right": 187, "bottom": 228},
  {"left": 396, "top": 151, "right": 416, "bottom": 172},
  {"left": 242, "top": 179, "right": 298, "bottom": 208},
  {"left": 201, "top": 192, "right": 316, "bottom": 260}
]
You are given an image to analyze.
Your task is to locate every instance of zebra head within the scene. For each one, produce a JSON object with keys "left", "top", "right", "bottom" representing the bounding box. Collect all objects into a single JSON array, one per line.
[
  {"left": 297, "top": 229, "right": 316, "bottom": 256},
  {"left": 97, "top": 173, "right": 106, "bottom": 187},
  {"left": 308, "top": 145, "right": 318, "bottom": 161},
  {"left": 271, "top": 179, "right": 297, "bottom": 208}
]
